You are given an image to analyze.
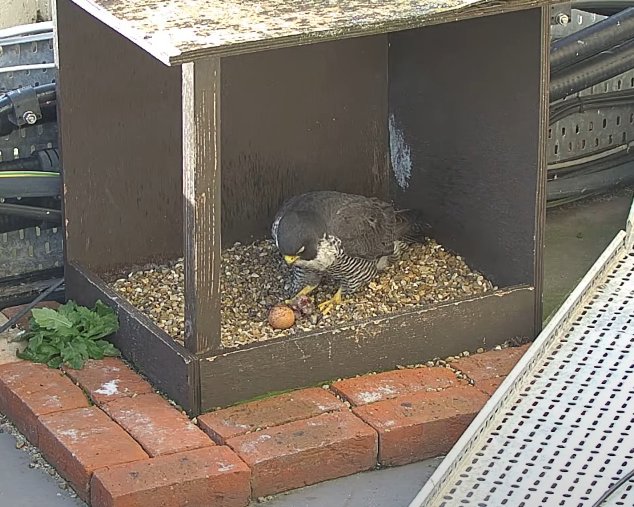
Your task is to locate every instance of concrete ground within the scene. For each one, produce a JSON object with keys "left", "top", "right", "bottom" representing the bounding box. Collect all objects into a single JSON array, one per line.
[
  {"left": 542, "top": 188, "right": 633, "bottom": 319},
  {"left": 1, "top": 189, "right": 632, "bottom": 507},
  {"left": 254, "top": 458, "right": 443, "bottom": 507},
  {"left": 0, "top": 428, "right": 84, "bottom": 507}
]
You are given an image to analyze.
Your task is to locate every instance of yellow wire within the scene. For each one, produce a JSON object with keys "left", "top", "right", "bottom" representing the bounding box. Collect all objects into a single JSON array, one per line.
[{"left": 0, "top": 171, "right": 59, "bottom": 178}]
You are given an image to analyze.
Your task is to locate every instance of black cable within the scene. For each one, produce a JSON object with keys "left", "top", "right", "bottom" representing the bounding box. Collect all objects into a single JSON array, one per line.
[
  {"left": 548, "top": 145, "right": 634, "bottom": 177},
  {"left": 590, "top": 468, "right": 634, "bottom": 507},
  {"left": 548, "top": 161, "right": 634, "bottom": 201},
  {"left": 0, "top": 172, "right": 61, "bottom": 199},
  {"left": 0, "top": 149, "right": 60, "bottom": 173},
  {"left": 0, "top": 203, "right": 61, "bottom": 222},
  {"left": 550, "top": 90, "right": 634, "bottom": 123},
  {"left": 0, "top": 278, "right": 65, "bottom": 334},
  {"left": 0, "top": 157, "right": 41, "bottom": 172},
  {"left": 574, "top": 2, "right": 633, "bottom": 17},
  {"left": 551, "top": 6, "right": 634, "bottom": 73},
  {"left": 0, "top": 83, "right": 57, "bottom": 136},
  {"left": 551, "top": 37, "right": 634, "bottom": 101}
]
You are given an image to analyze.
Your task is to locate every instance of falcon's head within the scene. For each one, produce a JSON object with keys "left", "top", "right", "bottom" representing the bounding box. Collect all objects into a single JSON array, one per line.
[{"left": 275, "top": 210, "right": 325, "bottom": 266}]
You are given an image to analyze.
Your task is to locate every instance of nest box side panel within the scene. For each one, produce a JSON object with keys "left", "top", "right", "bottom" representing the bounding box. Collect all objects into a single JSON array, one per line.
[
  {"left": 199, "top": 285, "right": 534, "bottom": 409},
  {"left": 220, "top": 35, "right": 389, "bottom": 246},
  {"left": 56, "top": 0, "right": 183, "bottom": 272},
  {"left": 387, "top": 8, "right": 547, "bottom": 291},
  {"left": 65, "top": 261, "right": 200, "bottom": 415}
]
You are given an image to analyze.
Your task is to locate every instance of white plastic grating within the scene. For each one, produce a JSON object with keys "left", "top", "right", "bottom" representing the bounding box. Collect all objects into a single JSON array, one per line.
[{"left": 411, "top": 206, "right": 634, "bottom": 507}]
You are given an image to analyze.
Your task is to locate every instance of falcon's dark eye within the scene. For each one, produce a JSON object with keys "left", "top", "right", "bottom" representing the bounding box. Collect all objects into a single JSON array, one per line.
[{"left": 296, "top": 246, "right": 305, "bottom": 255}]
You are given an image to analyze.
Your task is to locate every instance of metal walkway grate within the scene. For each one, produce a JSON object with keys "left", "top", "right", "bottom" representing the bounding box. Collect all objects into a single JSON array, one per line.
[{"left": 411, "top": 201, "right": 634, "bottom": 507}]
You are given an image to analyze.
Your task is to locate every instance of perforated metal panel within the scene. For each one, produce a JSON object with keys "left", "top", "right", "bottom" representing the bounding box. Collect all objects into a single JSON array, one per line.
[
  {"left": 0, "top": 226, "right": 63, "bottom": 277},
  {"left": 0, "top": 25, "right": 62, "bottom": 279},
  {"left": 411, "top": 201, "right": 634, "bottom": 507},
  {"left": 549, "top": 9, "right": 634, "bottom": 164},
  {"left": 0, "top": 29, "right": 58, "bottom": 162}
]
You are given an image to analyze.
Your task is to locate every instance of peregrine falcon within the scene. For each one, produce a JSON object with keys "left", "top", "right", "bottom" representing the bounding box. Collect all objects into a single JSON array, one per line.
[{"left": 271, "top": 191, "right": 430, "bottom": 314}]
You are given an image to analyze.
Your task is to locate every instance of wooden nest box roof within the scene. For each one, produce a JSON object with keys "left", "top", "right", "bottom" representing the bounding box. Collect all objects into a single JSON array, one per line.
[{"left": 67, "top": 0, "right": 554, "bottom": 65}]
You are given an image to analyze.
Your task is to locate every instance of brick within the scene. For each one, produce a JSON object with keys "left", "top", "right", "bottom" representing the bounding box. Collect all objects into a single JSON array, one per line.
[
  {"left": 228, "top": 411, "right": 377, "bottom": 497},
  {"left": 452, "top": 344, "right": 530, "bottom": 383},
  {"left": 91, "top": 446, "right": 250, "bottom": 507},
  {"left": 477, "top": 376, "right": 506, "bottom": 396},
  {"left": 102, "top": 393, "right": 214, "bottom": 457},
  {"left": 0, "top": 362, "right": 89, "bottom": 445},
  {"left": 1, "top": 301, "right": 60, "bottom": 330},
  {"left": 354, "top": 386, "right": 488, "bottom": 466},
  {"left": 199, "top": 387, "right": 346, "bottom": 444},
  {"left": 38, "top": 406, "right": 148, "bottom": 502},
  {"left": 331, "top": 367, "right": 460, "bottom": 406},
  {"left": 64, "top": 357, "right": 153, "bottom": 406}
]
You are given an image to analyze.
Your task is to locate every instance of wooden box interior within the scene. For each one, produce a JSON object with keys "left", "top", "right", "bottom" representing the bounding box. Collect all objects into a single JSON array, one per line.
[{"left": 58, "top": 0, "right": 547, "bottom": 414}]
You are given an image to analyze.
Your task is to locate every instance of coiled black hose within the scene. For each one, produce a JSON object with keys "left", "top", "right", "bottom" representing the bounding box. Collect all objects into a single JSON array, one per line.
[
  {"left": 550, "top": 37, "right": 634, "bottom": 101},
  {"left": 551, "top": 6, "right": 634, "bottom": 73},
  {"left": 0, "top": 157, "right": 41, "bottom": 171}
]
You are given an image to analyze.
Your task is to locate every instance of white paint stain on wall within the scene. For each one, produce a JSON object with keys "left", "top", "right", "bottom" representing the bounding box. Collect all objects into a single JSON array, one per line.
[{"left": 389, "top": 113, "right": 412, "bottom": 190}]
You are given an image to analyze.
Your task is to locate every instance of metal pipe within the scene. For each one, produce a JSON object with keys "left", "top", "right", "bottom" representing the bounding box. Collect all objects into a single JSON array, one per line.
[
  {"left": 0, "top": 203, "right": 61, "bottom": 222},
  {"left": 550, "top": 37, "right": 634, "bottom": 101},
  {"left": 551, "top": 6, "right": 634, "bottom": 73},
  {"left": 0, "top": 21, "right": 53, "bottom": 41},
  {"left": 0, "top": 278, "right": 65, "bottom": 334}
]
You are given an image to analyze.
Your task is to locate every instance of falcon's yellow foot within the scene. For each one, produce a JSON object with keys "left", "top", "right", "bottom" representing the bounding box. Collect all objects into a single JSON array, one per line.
[
  {"left": 318, "top": 288, "right": 343, "bottom": 315},
  {"left": 286, "top": 285, "right": 317, "bottom": 304}
]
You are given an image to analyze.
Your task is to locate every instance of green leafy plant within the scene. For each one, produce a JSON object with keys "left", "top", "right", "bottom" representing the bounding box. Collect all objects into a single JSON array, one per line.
[{"left": 17, "top": 300, "right": 120, "bottom": 369}]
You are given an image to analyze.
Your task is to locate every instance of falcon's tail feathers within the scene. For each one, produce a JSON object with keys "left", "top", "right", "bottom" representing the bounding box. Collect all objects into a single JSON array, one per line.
[{"left": 394, "top": 208, "right": 432, "bottom": 243}]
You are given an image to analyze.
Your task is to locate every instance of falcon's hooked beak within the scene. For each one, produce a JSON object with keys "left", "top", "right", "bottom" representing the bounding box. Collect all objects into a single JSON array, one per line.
[{"left": 284, "top": 255, "right": 299, "bottom": 265}]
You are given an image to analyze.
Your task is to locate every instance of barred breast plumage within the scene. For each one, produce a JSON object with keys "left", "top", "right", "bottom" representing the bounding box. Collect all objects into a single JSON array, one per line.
[{"left": 271, "top": 190, "right": 430, "bottom": 313}]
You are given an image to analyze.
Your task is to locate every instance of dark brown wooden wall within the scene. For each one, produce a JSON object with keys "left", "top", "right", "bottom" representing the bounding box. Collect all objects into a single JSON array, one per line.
[
  {"left": 388, "top": 8, "right": 547, "bottom": 289},
  {"left": 59, "top": 0, "right": 545, "bottom": 296},
  {"left": 220, "top": 36, "right": 389, "bottom": 245},
  {"left": 57, "top": 0, "right": 183, "bottom": 272}
]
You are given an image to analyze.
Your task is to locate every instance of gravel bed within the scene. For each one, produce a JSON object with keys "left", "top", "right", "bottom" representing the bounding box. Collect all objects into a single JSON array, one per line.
[{"left": 111, "top": 238, "right": 496, "bottom": 348}]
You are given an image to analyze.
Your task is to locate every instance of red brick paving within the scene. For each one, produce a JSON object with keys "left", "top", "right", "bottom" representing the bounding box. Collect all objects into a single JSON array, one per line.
[
  {"left": 198, "top": 387, "right": 346, "bottom": 444},
  {"left": 0, "top": 361, "right": 89, "bottom": 445},
  {"left": 476, "top": 376, "right": 507, "bottom": 396},
  {"left": 102, "top": 393, "right": 215, "bottom": 457},
  {"left": 91, "top": 446, "right": 251, "bottom": 507},
  {"left": 451, "top": 343, "right": 530, "bottom": 383},
  {"left": 353, "top": 386, "right": 490, "bottom": 466},
  {"left": 0, "top": 300, "right": 532, "bottom": 506},
  {"left": 38, "top": 406, "right": 149, "bottom": 502},
  {"left": 63, "top": 357, "right": 153, "bottom": 406},
  {"left": 331, "top": 367, "right": 462, "bottom": 406},
  {"left": 227, "top": 411, "right": 378, "bottom": 497}
]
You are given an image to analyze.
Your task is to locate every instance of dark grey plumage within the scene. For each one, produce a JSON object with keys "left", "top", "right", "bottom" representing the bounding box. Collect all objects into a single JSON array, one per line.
[{"left": 271, "top": 191, "right": 429, "bottom": 304}]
